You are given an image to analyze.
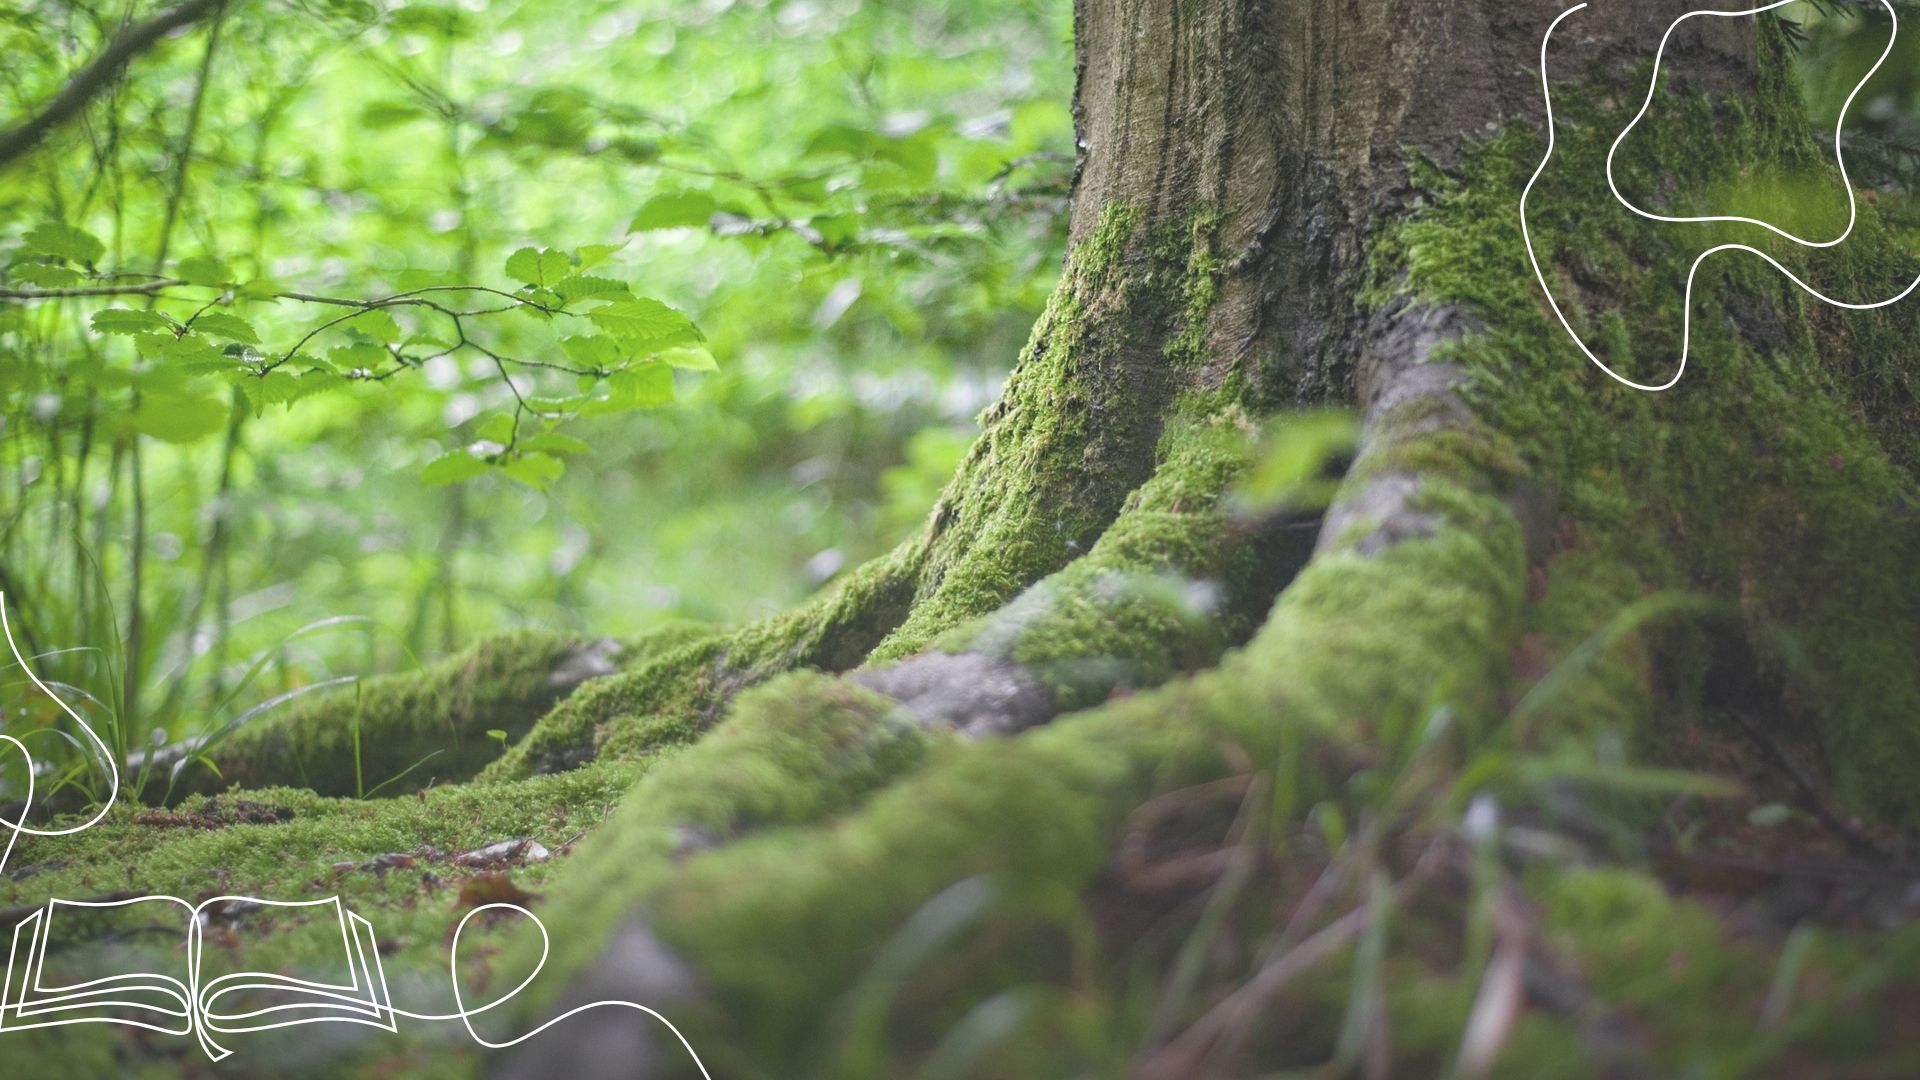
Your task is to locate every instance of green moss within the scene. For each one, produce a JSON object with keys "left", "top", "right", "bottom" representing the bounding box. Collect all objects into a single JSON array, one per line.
[
  {"left": 161, "top": 628, "right": 604, "bottom": 800},
  {"left": 1374, "top": 29, "right": 1920, "bottom": 821},
  {"left": 485, "top": 540, "right": 923, "bottom": 779},
  {"left": 872, "top": 201, "right": 1231, "bottom": 659},
  {"left": 519, "top": 418, "right": 1529, "bottom": 1071},
  {"left": 1531, "top": 867, "right": 1920, "bottom": 1076},
  {"left": 0, "top": 759, "right": 650, "bottom": 1078},
  {"left": 925, "top": 410, "right": 1267, "bottom": 711}
]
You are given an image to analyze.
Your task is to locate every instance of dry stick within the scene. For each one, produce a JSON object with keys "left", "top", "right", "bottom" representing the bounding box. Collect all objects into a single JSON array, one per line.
[
  {"left": 1159, "top": 843, "right": 1448, "bottom": 1072},
  {"left": 0, "top": 0, "right": 231, "bottom": 171}
]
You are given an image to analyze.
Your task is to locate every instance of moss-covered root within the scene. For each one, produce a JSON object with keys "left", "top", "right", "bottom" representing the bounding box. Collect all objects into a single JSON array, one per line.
[
  {"left": 484, "top": 542, "right": 923, "bottom": 780},
  {"left": 869, "top": 204, "right": 1230, "bottom": 661},
  {"left": 501, "top": 413, "right": 1532, "bottom": 1078},
  {"left": 138, "top": 628, "right": 629, "bottom": 802},
  {"left": 855, "top": 410, "right": 1310, "bottom": 734}
]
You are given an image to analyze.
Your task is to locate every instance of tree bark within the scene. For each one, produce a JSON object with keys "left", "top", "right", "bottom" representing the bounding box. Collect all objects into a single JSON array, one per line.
[
  {"left": 474, "top": 1, "right": 1920, "bottom": 1076},
  {"left": 8, "top": 2, "right": 1920, "bottom": 1077}
]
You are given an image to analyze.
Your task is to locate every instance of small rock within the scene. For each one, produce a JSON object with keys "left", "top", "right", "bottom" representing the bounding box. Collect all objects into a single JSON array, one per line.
[{"left": 454, "top": 837, "right": 551, "bottom": 868}]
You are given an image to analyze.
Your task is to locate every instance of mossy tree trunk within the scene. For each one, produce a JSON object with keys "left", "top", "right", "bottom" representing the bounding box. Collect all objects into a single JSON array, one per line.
[
  {"left": 11, "top": 2, "right": 1920, "bottom": 1078},
  {"left": 480, "top": 2, "right": 1920, "bottom": 1075}
]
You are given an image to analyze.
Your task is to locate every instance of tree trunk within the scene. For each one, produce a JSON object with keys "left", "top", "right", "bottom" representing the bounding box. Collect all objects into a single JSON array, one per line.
[
  {"left": 472, "top": 1, "right": 1920, "bottom": 1075},
  {"left": 9, "top": 2, "right": 1920, "bottom": 1077}
]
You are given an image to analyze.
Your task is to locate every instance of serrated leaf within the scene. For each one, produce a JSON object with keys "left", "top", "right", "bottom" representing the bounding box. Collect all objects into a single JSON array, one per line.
[
  {"left": 552, "top": 275, "right": 629, "bottom": 303},
  {"left": 559, "top": 335, "right": 620, "bottom": 369},
  {"left": 153, "top": 335, "right": 228, "bottom": 367},
  {"left": 177, "top": 351, "right": 244, "bottom": 376},
  {"left": 286, "top": 370, "right": 350, "bottom": 405},
  {"left": 630, "top": 190, "right": 717, "bottom": 232},
  {"left": 345, "top": 309, "right": 402, "bottom": 344},
  {"left": 586, "top": 298, "right": 700, "bottom": 350},
  {"left": 422, "top": 450, "right": 491, "bottom": 485},
  {"left": 191, "top": 311, "right": 259, "bottom": 344},
  {"left": 237, "top": 370, "right": 299, "bottom": 414},
  {"left": 500, "top": 452, "right": 564, "bottom": 490},
  {"left": 176, "top": 255, "right": 232, "bottom": 287},
  {"left": 328, "top": 342, "right": 390, "bottom": 373},
  {"left": 517, "top": 432, "right": 590, "bottom": 455},
  {"left": 659, "top": 345, "right": 718, "bottom": 371},
  {"left": 518, "top": 286, "right": 561, "bottom": 312},
  {"left": 92, "top": 308, "right": 174, "bottom": 335},
  {"left": 24, "top": 221, "right": 104, "bottom": 265},
  {"left": 573, "top": 242, "right": 626, "bottom": 272},
  {"left": 609, "top": 363, "right": 674, "bottom": 407},
  {"left": 504, "top": 247, "right": 570, "bottom": 287},
  {"left": 10, "top": 263, "right": 81, "bottom": 287},
  {"left": 477, "top": 412, "right": 516, "bottom": 443}
]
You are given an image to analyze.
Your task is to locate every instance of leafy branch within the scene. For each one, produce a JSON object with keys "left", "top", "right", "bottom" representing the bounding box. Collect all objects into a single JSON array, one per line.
[{"left": 2, "top": 226, "right": 716, "bottom": 490}]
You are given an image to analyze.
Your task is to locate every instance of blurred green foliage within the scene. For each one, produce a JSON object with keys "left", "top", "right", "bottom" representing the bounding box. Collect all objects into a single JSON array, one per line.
[
  {"left": 1791, "top": 0, "right": 1920, "bottom": 218},
  {"left": 0, "top": 0, "right": 1072, "bottom": 780}
]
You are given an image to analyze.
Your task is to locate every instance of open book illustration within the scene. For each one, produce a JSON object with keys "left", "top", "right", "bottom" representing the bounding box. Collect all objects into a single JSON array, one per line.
[
  {"left": 1, "top": 594, "right": 714, "bottom": 1074},
  {"left": 2, "top": 894, "right": 394, "bottom": 1061}
]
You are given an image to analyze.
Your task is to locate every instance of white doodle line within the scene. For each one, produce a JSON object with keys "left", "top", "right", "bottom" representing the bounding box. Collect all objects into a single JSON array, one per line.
[
  {"left": 0, "top": 592, "right": 713, "bottom": 1074},
  {"left": 1521, "top": 1, "right": 1920, "bottom": 392}
]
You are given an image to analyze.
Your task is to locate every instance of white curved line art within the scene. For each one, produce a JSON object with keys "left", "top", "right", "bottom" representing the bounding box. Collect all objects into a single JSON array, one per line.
[
  {"left": 1521, "top": 1, "right": 1920, "bottom": 392},
  {"left": 0, "top": 592, "right": 712, "bottom": 1075}
]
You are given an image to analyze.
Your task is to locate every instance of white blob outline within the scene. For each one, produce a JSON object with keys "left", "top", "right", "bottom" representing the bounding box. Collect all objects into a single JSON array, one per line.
[
  {"left": 0, "top": 592, "right": 712, "bottom": 1075},
  {"left": 1521, "top": 1, "right": 1920, "bottom": 392}
]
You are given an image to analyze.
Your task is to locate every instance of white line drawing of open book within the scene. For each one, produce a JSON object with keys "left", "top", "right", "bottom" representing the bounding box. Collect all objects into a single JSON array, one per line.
[
  {"left": 2, "top": 593, "right": 714, "bottom": 1075},
  {"left": 2, "top": 893, "right": 395, "bottom": 1061}
]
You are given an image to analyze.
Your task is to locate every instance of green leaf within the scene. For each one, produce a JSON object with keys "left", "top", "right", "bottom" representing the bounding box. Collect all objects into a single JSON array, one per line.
[
  {"left": 287, "top": 371, "right": 350, "bottom": 404},
  {"left": 573, "top": 242, "right": 627, "bottom": 272},
  {"left": 422, "top": 450, "right": 490, "bottom": 485},
  {"left": 559, "top": 335, "right": 620, "bottom": 369},
  {"left": 176, "top": 255, "right": 233, "bottom": 287},
  {"left": 1234, "top": 410, "right": 1360, "bottom": 513},
  {"left": 476, "top": 412, "right": 516, "bottom": 444},
  {"left": 329, "top": 342, "right": 390, "bottom": 373},
  {"left": 191, "top": 312, "right": 259, "bottom": 344},
  {"left": 608, "top": 363, "right": 674, "bottom": 408},
  {"left": 517, "top": 432, "right": 590, "bottom": 455},
  {"left": 552, "top": 275, "right": 629, "bottom": 303},
  {"left": 345, "top": 309, "right": 402, "bottom": 344},
  {"left": 586, "top": 298, "right": 700, "bottom": 351},
  {"left": 659, "top": 345, "right": 718, "bottom": 372},
  {"left": 24, "top": 221, "right": 105, "bottom": 265},
  {"left": 804, "top": 124, "right": 938, "bottom": 185},
  {"left": 500, "top": 452, "right": 565, "bottom": 490},
  {"left": 9, "top": 263, "right": 81, "bottom": 287},
  {"left": 92, "top": 308, "right": 174, "bottom": 335},
  {"left": 237, "top": 371, "right": 299, "bottom": 414},
  {"left": 630, "top": 191, "right": 717, "bottom": 232},
  {"left": 504, "top": 247, "right": 570, "bottom": 287}
]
